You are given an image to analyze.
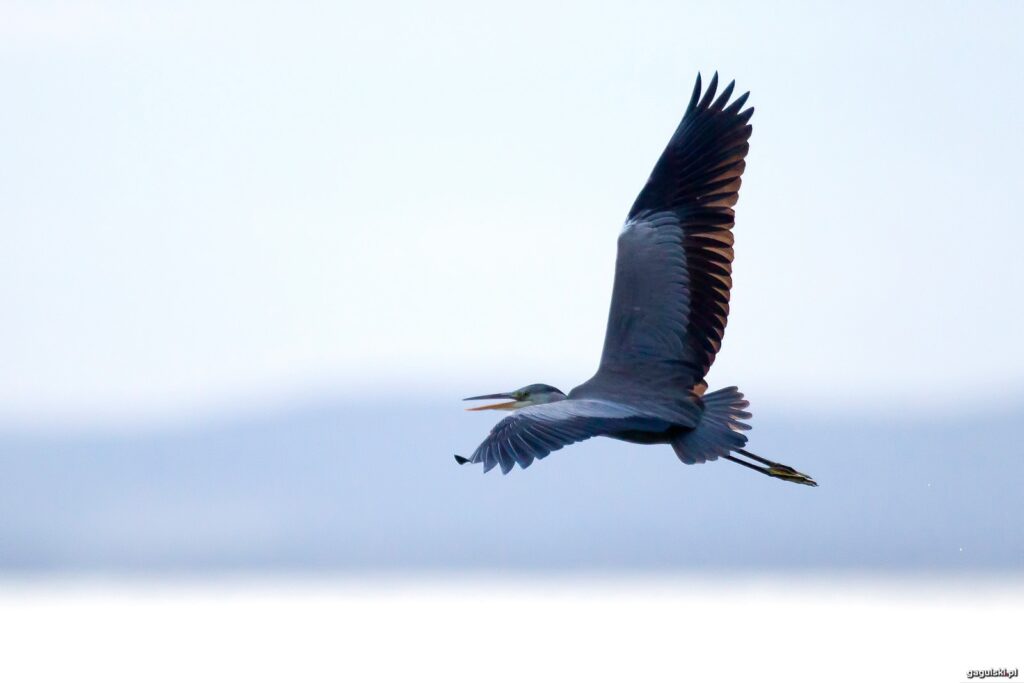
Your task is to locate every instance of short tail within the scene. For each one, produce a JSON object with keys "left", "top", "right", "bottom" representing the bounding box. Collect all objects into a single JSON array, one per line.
[{"left": 671, "top": 386, "right": 751, "bottom": 465}]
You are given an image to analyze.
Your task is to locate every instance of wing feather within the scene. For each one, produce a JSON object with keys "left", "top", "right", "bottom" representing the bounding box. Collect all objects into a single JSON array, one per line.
[
  {"left": 592, "top": 73, "right": 753, "bottom": 391},
  {"left": 462, "top": 400, "right": 671, "bottom": 474}
]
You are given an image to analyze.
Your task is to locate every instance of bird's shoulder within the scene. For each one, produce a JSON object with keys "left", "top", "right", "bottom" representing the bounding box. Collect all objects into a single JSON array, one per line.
[{"left": 568, "top": 373, "right": 701, "bottom": 427}]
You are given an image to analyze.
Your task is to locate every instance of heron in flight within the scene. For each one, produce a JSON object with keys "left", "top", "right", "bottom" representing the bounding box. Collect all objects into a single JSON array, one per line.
[{"left": 456, "top": 73, "right": 816, "bottom": 486}]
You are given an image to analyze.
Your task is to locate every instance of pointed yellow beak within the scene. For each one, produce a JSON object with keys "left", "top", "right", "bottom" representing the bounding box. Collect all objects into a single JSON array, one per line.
[
  {"left": 466, "top": 400, "right": 519, "bottom": 411},
  {"left": 463, "top": 392, "right": 521, "bottom": 411}
]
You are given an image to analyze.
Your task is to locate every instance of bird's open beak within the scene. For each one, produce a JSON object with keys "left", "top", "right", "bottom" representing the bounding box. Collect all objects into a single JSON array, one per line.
[{"left": 463, "top": 392, "right": 519, "bottom": 411}]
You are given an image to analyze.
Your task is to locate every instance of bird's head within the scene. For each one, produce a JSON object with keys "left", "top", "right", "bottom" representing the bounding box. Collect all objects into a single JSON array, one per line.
[{"left": 464, "top": 383, "right": 567, "bottom": 411}]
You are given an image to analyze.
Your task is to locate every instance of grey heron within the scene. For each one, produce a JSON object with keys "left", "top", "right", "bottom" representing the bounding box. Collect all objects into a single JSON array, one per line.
[{"left": 457, "top": 73, "right": 816, "bottom": 486}]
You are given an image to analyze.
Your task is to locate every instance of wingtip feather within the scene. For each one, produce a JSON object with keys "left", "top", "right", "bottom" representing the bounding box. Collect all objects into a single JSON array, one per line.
[
  {"left": 687, "top": 72, "right": 703, "bottom": 111},
  {"left": 713, "top": 80, "right": 736, "bottom": 110},
  {"left": 724, "top": 90, "right": 750, "bottom": 115},
  {"left": 698, "top": 72, "right": 720, "bottom": 109}
]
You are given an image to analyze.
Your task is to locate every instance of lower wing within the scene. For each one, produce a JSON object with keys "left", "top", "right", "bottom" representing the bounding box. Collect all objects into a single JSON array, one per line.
[{"left": 459, "top": 399, "right": 671, "bottom": 474}]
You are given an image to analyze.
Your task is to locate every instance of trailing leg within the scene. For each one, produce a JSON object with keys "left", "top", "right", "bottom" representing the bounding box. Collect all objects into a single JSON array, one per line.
[{"left": 724, "top": 448, "right": 817, "bottom": 486}]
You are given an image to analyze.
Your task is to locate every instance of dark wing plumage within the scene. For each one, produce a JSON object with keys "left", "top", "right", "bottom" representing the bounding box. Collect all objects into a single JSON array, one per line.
[
  {"left": 462, "top": 400, "right": 671, "bottom": 474},
  {"left": 593, "top": 73, "right": 753, "bottom": 395}
]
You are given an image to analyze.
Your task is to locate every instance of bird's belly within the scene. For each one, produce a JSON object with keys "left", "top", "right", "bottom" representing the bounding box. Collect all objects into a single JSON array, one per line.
[{"left": 608, "top": 426, "right": 687, "bottom": 445}]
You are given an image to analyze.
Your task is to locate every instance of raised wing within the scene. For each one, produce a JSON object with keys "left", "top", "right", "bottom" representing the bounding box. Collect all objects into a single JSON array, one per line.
[
  {"left": 460, "top": 399, "right": 671, "bottom": 474},
  {"left": 596, "top": 73, "right": 753, "bottom": 394}
]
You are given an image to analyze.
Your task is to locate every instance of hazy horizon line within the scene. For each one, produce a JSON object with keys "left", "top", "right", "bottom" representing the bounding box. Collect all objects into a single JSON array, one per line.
[{"left": 3, "top": 380, "right": 1023, "bottom": 439}]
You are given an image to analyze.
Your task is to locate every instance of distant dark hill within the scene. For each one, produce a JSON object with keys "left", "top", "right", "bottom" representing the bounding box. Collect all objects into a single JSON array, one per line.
[{"left": 1, "top": 399, "right": 1021, "bottom": 574}]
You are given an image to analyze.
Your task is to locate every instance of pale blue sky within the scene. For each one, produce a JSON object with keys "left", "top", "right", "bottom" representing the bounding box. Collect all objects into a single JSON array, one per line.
[{"left": 2, "top": 1, "right": 1022, "bottom": 424}]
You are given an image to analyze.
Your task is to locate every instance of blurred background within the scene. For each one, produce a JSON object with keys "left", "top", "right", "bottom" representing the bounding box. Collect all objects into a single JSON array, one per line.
[{"left": 1, "top": 1, "right": 1022, "bottom": 680}]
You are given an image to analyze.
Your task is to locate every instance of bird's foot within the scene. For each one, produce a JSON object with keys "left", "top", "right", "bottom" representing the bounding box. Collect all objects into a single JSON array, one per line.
[
  {"left": 728, "top": 449, "right": 818, "bottom": 487},
  {"left": 765, "top": 463, "right": 817, "bottom": 487}
]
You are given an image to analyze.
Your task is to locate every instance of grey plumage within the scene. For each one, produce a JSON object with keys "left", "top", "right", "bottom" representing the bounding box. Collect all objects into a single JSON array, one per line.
[{"left": 459, "top": 73, "right": 815, "bottom": 486}]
